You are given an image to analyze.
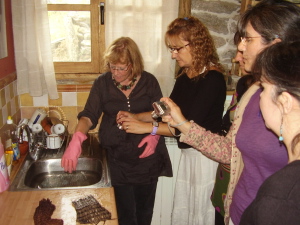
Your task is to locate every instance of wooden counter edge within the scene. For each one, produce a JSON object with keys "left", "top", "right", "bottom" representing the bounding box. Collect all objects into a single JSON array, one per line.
[{"left": 0, "top": 187, "right": 118, "bottom": 225}]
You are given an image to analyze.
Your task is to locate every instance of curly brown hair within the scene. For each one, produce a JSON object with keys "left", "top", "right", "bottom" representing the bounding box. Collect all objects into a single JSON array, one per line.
[{"left": 165, "top": 16, "right": 224, "bottom": 78}]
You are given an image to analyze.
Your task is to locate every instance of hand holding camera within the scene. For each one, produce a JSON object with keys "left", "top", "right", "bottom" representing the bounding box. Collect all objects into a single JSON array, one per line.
[
  {"left": 151, "top": 101, "right": 170, "bottom": 119},
  {"left": 159, "top": 98, "right": 189, "bottom": 127}
]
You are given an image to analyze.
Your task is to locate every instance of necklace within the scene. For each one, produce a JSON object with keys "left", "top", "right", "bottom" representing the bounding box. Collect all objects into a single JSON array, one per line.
[{"left": 113, "top": 76, "right": 137, "bottom": 91}]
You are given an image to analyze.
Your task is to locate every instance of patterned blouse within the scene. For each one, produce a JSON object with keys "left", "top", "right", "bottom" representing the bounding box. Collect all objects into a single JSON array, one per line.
[{"left": 179, "top": 83, "right": 261, "bottom": 225}]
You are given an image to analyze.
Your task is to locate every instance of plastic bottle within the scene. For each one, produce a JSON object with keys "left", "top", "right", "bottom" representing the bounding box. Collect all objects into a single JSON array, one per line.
[
  {"left": 17, "top": 118, "right": 30, "bottom": 156},
  {"left": 0, "top": 138, "right": 10, "bottom": 192},
  {"left": 3, "top": 116, "right": 20, "bottom": 162}
]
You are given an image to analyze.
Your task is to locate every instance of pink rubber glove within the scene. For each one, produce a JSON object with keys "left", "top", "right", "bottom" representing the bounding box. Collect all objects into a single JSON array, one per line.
[
  {"left": 61, "top": 131, "right": 87, "bottom": 173},
  {"left": 138, "top": 134, "right": 160, "bottom": 158}
]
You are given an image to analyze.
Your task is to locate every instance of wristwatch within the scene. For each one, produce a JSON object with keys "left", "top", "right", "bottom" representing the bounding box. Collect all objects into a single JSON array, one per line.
[{"left": 151, "top": 121, "right": 159, "bottom": 135}]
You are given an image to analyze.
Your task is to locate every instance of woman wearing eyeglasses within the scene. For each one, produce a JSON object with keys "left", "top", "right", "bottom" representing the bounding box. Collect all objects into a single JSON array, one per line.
[
  {"left": 117, "top": 16, "right": 227, "bottom": 225},
  {"left": 164, "top": 16, "right": 227, "bottom": 225},
  {"left": 240, "top": 41, "right": 300, "bottom": 225},
  {"left": 159, "top": 1, "right": 300, "bottom": 224},
  {"left": 61, "top": 37, "right": 172, "bottom": 225}
]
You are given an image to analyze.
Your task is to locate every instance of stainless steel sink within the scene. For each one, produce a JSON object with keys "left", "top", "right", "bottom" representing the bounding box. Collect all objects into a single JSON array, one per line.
[
  {"left": 24, "top": 158, "right": 103, "bottom": 188},
  {"left": 9, "top": 133, "right": 111, "bottom": 191}
]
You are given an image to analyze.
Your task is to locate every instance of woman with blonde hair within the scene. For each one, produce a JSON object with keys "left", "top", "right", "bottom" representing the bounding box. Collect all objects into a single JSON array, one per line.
[{"left": 61, "top": 37, "right": 172, "bottom": 225}]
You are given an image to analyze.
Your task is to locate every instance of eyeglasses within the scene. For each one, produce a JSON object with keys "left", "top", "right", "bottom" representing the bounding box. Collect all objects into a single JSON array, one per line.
[
  {"left": 169, "top": 44, "right": 189, "bottom": 53},
  {"left": 240, "top": 36, "right": 261, "bottom": 45},
  {"left": 109, "top": 64, "right": 131, "bottom": 72}
]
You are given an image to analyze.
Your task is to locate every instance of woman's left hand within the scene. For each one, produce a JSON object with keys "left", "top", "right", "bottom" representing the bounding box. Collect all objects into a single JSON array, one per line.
[{"left": 116, "top": 111, "right": 136, "bottom": 123}]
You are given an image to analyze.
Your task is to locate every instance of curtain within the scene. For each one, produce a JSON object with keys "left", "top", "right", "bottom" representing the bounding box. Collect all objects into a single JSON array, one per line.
[
  {"left": 11, "top": 0, "right": 58, "bottom": 99},
  {"left": 0, "top": 0, "right": 7, "bottom": 58},
  {"left": 105, "top": 0, "right": 179, "bottom": 97}
]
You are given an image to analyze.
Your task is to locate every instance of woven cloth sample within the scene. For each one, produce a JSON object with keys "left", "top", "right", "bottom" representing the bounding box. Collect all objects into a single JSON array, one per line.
[{"left": 72, "top": 195, "right": 111, "bottom": 224}]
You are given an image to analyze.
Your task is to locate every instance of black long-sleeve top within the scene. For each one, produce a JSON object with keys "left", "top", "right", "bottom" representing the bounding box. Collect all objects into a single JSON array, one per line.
[
  {"left": 78, "top": 71, "right": 173, "bottom": 186},
  {"left": 170, "top": 70, "right": 226, "bottom": 149}
]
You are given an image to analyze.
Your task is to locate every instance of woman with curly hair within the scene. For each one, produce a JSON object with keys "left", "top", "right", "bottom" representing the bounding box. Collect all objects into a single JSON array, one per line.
[
  {"left": 117, "top": 16, "right": 226, "bottom": 225},
  {"left": 165, "top": 17, "right": 226, "bottom": 225}
]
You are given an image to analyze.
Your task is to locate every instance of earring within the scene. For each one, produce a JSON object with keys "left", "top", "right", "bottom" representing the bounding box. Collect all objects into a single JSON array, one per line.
[{"left": 279, "top": 119, "right": 284, "bottom": 142}]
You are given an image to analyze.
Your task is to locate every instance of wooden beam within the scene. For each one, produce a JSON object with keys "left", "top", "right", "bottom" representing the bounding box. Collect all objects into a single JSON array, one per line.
[{"left": 178, "top": 0, "right": 191, "bottom": 17}]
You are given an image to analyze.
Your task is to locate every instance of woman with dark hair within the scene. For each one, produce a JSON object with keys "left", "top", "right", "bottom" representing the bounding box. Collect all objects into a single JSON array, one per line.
[
  {"left": 240, "top": 41, "right": 300, "bottom": 225},
  {"left": 160, "top": 0, "right": 300, "bottom": 224},
  {"left": 117, "top": 17, "right": 226, "bottom": 225},
  {"left": 213, "top": 32, "right": 255, "bottom": 225}
]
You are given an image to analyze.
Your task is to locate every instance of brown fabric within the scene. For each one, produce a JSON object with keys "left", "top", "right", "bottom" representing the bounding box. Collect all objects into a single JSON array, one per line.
[
  {"left": 72, "top": 195, "right": 111, "bottom": 224},
  {"left": 44, "top": 219, "right": 64, "bottom": 225},
  {"left": 33, "top": 198, "right": 64, "bottom": 225}
]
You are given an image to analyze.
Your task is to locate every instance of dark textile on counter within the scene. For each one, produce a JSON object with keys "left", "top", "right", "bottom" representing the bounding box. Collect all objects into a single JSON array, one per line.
[{"left": 33, "top": 198, "right": 64, "bottom": 225}]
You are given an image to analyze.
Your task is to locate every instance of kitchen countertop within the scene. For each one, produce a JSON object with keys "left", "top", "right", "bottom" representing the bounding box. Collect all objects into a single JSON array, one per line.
[
  {"left": 0, "top": 156, "right": 118, "bottom": 225},
  {"left": 0, "top": 188, "right": 118, "bottom": 225}
]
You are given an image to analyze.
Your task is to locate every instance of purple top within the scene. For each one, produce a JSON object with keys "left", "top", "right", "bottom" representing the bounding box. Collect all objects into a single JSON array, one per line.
[{"left": 230, "top": 89, "right": 288, "bottom": 224}]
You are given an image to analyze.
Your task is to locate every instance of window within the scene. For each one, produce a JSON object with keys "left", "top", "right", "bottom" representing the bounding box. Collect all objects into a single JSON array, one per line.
[{"left": 47, "top": 0, "right": 105, "bottom": 74}]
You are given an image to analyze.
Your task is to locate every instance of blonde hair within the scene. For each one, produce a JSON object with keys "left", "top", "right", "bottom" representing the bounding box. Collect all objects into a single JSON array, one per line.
[
  {"left": 103, "top": 37, "right": 144, "bottom": 77},
  {"left": 165, "top": 17, "right": 224, "bottom": 78}
]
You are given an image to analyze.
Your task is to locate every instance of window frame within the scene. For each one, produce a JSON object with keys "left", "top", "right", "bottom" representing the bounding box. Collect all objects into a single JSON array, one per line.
[{"left": 47, "top": 0, "right": 105, "bottom": 75}]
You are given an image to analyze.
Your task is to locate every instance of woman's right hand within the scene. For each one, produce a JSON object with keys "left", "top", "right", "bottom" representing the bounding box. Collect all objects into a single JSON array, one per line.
[
  {"left": 61, "top": 131, "right": 87, "bottom": 173},
  {"left": 160, "top": 97, "right": 187, "bottom": 126}
]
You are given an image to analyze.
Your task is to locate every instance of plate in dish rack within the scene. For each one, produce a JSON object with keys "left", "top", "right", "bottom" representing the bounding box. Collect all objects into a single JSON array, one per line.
[{"left": 43, "top": 106, "right": 68, "bottom": 127}]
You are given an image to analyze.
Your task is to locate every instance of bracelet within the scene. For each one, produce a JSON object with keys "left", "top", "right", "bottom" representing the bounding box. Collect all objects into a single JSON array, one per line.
[
  {"left": 151, "top": 126, "right": 158, "bottom": 135},
  {"left": 167, "top": 122, "right": 181, "bottom": 137},
  {"left": 170, "top": 120, "right": 188, "bottom": 128}
]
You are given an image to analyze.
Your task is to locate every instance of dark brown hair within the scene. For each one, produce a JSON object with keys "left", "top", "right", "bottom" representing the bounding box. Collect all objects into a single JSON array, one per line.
[{"left": 237, "top": 0, "right": 300, "bottom": 45}]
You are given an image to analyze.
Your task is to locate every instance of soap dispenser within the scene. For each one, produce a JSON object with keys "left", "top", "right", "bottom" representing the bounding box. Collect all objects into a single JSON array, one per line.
[{"left": 3, "top": 116, "right": 20, "bottom": 161}]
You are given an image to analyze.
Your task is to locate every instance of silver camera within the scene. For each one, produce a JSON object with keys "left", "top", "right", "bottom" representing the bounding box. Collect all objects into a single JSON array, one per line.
[{"left": 152, "top": 101, "right": 170, "bottom": 119}]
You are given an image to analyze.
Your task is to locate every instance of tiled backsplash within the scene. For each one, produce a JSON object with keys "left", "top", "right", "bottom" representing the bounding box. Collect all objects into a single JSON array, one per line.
[
  {"left": 19, "top": 91, "right": 92, "bottom": 134},
  {"left": 0, "top": 73, "right": 20, "bottom": 130},
  {"left": 0, "top": 73, "right": 95, "bottom": 134}
]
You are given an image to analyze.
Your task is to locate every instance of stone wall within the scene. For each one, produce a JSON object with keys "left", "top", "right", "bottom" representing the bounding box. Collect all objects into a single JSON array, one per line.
[{"left": 192, "top": 0, "right": 241, "bottom": 72}]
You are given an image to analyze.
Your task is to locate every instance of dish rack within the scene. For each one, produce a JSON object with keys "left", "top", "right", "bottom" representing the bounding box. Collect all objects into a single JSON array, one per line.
[{"left": 29, "top": 106, "right": 69, "bottom": 160}]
